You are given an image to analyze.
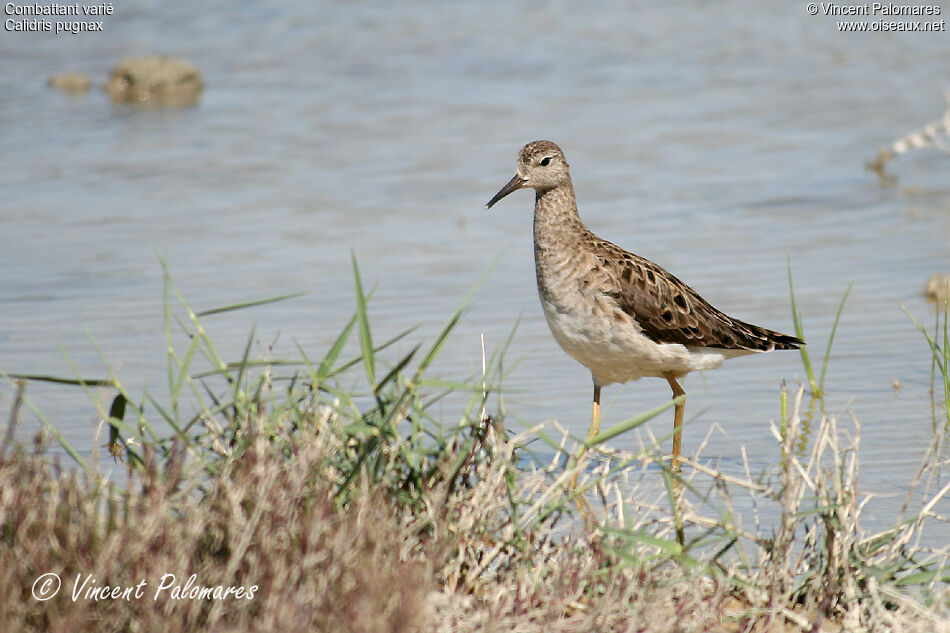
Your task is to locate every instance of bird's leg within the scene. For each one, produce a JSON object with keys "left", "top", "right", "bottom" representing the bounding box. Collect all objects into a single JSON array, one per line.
[
  {"left": 664, "top": 376, "right": 687, "bottom": 544},
  {"left": 665, "top": 375, "right": 686, "bottom": 472},
  {"left": 569, "top": 383, "right": 602, "bottom": 505},
  {"left": 587, "top": 384, "right": 602, "bottom": 442}
]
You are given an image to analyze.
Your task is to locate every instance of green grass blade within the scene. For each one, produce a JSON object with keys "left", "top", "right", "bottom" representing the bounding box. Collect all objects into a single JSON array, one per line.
[
  {"left": 351, "top": 252, "right": 375, "bottom": 390},
  {"left": 376, "top": 345, "right": 420, "bottom": 393},
  {"left": 943, "top": 307, "right": 949, "bottom": 423},
  {"left": 787, "top": 254, "right": 816, "bottom": 394},
  {"left": 196, "top": 292, "right": 307, "bottom": 317},
  {"left": 600, "top": 525, "right": 682, "bottom": 556},
  {"left": 417, "top": 311, "right": 462, "bottom": 375},
  {"left": 903, "top": 306, "right": 945, "bottom": 371},
  {"left": 0, "top": 373, "right": 114, "bottom": 387},
  {"left": 170, "top": 329, "right": 202, "bottom": 418},
  {"left": 162, "top": 261, "right": 230, "bottom": 377},
  {"left": 585, "top": 396, "right": 683, "bottom": 447},
  {"left": 144, "top": 393, "right": 190, "bottom": 445},
  {"left": 231, "top": 325, "right": 257, "bottom": 413},
  {"left": 21, "top": 395, "right": 89, "bottom": 472},
  {"left": 904, "top": 304, "right": 950, "bottom": 425},
  {"left": 317, "top": 313, "right": 357, "bottom": 380},
  {"left": 818, "top": 280, "right": 852, "bottom": 391},
  {"left": 412, "top": 255, "right": 503, "bottom": 383}
]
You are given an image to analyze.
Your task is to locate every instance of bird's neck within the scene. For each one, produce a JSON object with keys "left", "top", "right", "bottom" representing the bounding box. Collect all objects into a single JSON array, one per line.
[{"left": 533, "top": 183, "right": 586, "bottom": 253}]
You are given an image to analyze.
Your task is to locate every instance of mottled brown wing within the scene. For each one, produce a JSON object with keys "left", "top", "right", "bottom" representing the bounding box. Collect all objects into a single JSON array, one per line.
[{"left": 588, "top": 234, "right": 802, "bottom": 351}]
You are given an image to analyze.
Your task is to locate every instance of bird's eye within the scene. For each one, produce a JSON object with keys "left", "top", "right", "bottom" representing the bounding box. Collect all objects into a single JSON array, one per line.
[{"left": 540, "top": 156, "right": 552, "bottom": 166}]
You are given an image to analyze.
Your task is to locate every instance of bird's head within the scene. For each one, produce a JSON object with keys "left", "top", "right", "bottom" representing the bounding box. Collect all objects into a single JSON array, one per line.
[{"left": 486, "top": 140, "right": 570, "bottom": 209}]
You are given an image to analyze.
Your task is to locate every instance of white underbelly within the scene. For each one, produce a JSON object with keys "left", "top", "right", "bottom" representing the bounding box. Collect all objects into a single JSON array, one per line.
[{"left": 539, "top": 297, "right": 740, "bottom": 386}]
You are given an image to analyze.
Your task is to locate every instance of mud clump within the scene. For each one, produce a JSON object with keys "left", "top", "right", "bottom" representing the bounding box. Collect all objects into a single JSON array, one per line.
[
  {"left": 48, "top": 72, "right": 92, "bottom": 93},
  {"left": 925, "top": 273, "right": 949, "bottom": 307},
  {"left": 105, "top": 56, "right": 203, "bottom": 106}
]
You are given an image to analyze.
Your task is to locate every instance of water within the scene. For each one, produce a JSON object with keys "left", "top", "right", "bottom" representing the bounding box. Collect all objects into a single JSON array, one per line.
[{"left": 2, "top": 1, "right": 949, "bottom": 538}]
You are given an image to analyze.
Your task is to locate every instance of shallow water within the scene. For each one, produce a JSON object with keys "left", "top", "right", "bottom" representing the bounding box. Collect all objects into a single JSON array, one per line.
[{"left": 2, "top": 1, "right": 949, "bottom": 539}]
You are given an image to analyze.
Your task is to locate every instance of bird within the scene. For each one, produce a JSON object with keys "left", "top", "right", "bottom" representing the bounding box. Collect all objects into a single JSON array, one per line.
[{"left": 486, "top": 140, "right": 802, "bottom": 471}]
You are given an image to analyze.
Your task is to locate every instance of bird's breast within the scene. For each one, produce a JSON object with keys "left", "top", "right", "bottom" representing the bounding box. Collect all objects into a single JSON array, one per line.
[{"left": 533, "top": 249, "right": 730, "bottom": 384}]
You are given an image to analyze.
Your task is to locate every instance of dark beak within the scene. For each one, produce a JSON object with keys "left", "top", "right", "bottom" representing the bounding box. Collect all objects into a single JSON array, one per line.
[{"left": 486, "top": 174, "right": 527, "bottom": 210}]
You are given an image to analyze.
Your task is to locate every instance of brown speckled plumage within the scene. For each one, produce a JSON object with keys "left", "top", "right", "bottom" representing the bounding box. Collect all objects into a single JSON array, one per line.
[
  {"left": 487, "top": 140, "right": 802, "bottom": 470},
  {"left": 588, "top": 236, "right": 801, "bottom": 352}
]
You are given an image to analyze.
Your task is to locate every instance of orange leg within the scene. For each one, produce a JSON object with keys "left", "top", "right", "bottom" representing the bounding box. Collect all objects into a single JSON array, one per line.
[
  {"left": 570, "top": 384, "right": 602, "bottom": 497},
  {"left": 665, "top": 375, "right": 686, "bottom": 472},
  {"left": 587, "top": 384, "right": 602, "bottom": 442}
]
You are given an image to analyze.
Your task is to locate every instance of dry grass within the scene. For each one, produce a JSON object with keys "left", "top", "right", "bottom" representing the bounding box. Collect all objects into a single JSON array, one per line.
[
  {"left": 0, "top": 385, "right": 946, "bottom": 633},
  {"left": 0, "top": 428, "right": 429, "bottom": 633},
  {"left": 1, "top": 265, "right": 947, "bottom": 632}
]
